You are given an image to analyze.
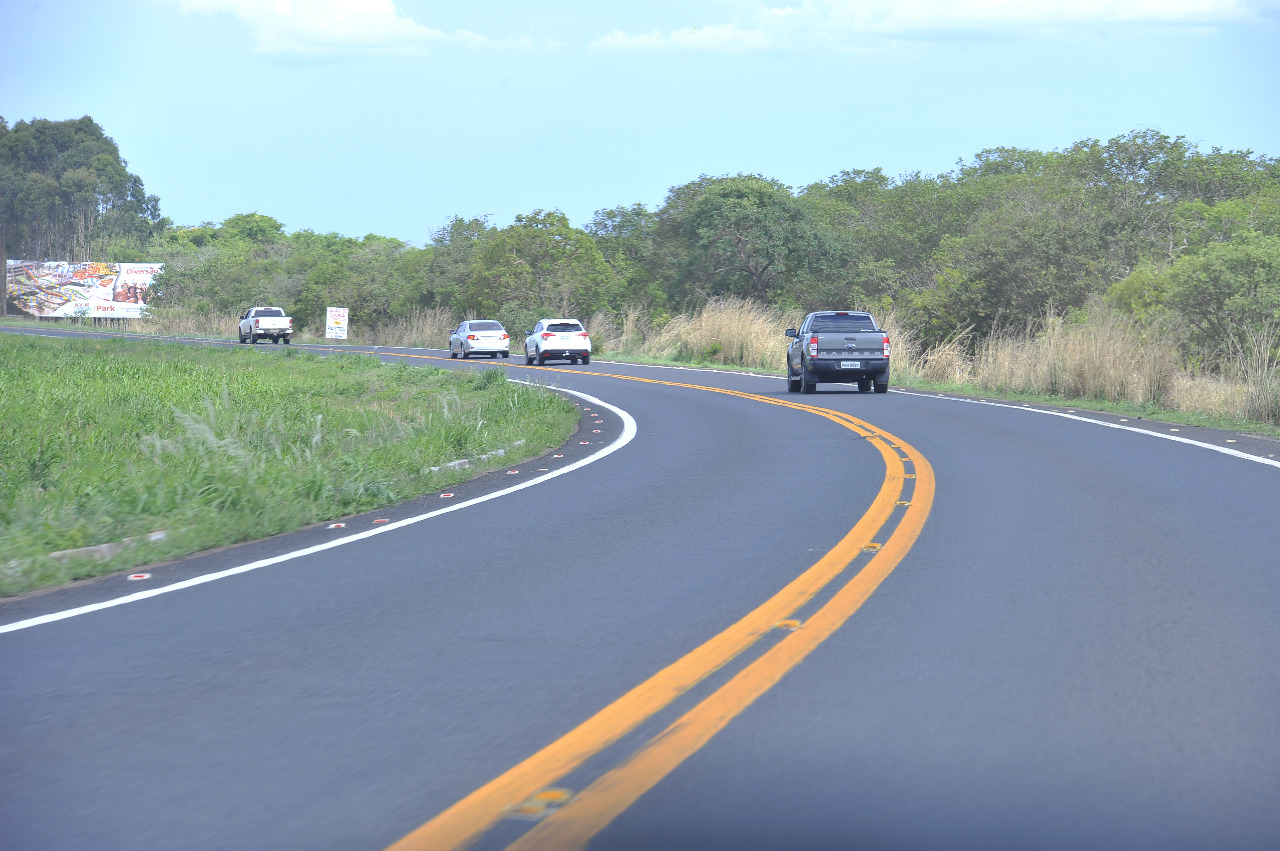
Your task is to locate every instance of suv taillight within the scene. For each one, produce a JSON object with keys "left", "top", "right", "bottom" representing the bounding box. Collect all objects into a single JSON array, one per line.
[
  {"left": 808, "top": 335, "right": 818, "bottom": 357},
  {"left": 882, "top": 334, "right": 891, "bottom": 357},
  {"left": 578, "top": 332, "right": 590, "bottom": 338},
  {"left": 542, "top": 332, "right": 555, "bottom": 340}
]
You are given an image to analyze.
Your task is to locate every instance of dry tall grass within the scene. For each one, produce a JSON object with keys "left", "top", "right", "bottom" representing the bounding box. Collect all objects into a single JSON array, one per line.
[
  {"left": 629, "top": 298, "right": 803, "bottom": 370},
  {"left": 973, "top": 310, "right": 1181, "bottom": 406},
  {"left": 120, "top": 306, "right": 226, "bottom": 338},
  {"left": 358, "top": 307, "right": 458, "bottom": 348}
]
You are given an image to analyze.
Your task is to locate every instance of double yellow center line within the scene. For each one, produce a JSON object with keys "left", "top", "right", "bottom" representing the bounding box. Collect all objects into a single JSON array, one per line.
[{"left": 383, "top": 365, "right": 935, "bottom": 851}]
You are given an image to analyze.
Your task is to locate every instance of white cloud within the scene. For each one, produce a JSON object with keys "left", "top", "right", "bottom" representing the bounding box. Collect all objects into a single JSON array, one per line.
[
  {"left": 591, "top": 24, "right": 775, "bottom": 53},
  {"left": 169, "top": 0, "right": 511, "bottom": 55},
  {"left": 589, "top": 0, "right": 1273, "bottom": 51}
]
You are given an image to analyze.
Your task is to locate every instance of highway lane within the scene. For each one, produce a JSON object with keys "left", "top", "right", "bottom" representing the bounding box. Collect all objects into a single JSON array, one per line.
[{"left": 3, "top": 330, "right": 1279, "bottom": 849}]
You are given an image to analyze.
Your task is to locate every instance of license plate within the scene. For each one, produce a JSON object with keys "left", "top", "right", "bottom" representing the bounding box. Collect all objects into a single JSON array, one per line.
[{"left": 840, "top": 360, "right": 861, "bottom": 369}]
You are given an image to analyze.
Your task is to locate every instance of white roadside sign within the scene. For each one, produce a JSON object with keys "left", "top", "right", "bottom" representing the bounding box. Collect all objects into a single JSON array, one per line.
[{"left": 325, "top": 306, "right": 349, "bottom": 340}]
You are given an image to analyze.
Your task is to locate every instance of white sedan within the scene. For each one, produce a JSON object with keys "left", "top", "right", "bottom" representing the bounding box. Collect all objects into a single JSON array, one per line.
[
  {"left": 524, "top": 319, "right": 592, "bottom": 365},
  {"left": 450, "top": 320, "right": 510, "bottom": 359}
]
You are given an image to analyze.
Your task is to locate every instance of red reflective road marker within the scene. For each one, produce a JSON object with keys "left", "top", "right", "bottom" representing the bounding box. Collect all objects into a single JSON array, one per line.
[
  {"left": 327, "top": 523, "right": 346, "bottom": 529},
  {"left": 373, "top": 519, "right": 389, "bottom": 524},
  {"left": 128, "top": 573, "right": 150, "bottom": 581},
  {"left": 440, "top": 493, "right": 454, "bottom": 499}
]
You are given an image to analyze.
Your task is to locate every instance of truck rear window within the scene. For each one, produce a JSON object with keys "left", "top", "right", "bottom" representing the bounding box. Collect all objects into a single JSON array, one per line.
[
  {"left": 255, "top": 308, "right": 285, "bottom": 317},
  {"left": 811, "top": 315, "right": 875, "bottom": 332}
]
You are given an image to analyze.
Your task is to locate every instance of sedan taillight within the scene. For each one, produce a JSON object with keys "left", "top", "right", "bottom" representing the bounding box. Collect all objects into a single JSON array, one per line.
[
  {"left": 467, "top": 334, "right": 478, "bottom": 340},
  {"left": 500, "top": 334, "right": 509, "bottom": 340}
]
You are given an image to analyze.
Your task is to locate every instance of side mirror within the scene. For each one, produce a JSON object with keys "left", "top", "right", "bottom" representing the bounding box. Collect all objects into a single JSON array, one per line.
[
  {"left": 524, "top": 330, "right": 532, "bottom": 336},
  {"left": 784, "top": 328, "right": 797, "bottom": 337}
]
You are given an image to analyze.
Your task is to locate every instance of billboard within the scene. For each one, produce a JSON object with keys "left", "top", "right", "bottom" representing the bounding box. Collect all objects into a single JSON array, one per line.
[{"left": 4, "top": 261, "right": 163, "bottom": 319}]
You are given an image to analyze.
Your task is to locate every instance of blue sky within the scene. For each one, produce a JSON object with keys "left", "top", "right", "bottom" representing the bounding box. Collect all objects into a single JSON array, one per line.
[{"left": 3, "top": 1, "right": 1278, "bottom": 244}]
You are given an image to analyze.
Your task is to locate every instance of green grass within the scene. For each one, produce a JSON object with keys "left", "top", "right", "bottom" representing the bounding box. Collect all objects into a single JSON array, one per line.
[{"left": 0, "top": 335, "right": 578, "bottom": 596}]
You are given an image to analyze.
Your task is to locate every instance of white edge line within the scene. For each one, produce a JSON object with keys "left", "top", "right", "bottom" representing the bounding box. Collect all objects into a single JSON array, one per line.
[
  {"left": 0, "top": 384, "right": 637, "bottom": 635},
  {"left": 892, "top": 388, "right": 1280, "bottom": 470}
]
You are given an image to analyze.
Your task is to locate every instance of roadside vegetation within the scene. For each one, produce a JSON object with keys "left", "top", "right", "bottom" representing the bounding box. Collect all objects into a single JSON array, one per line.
[
  {"left": 7, "top": 116, "right": 1278, "bottom": 428},
  {"left": 0, "top": 334, "right": 578, "bottom": 596}
]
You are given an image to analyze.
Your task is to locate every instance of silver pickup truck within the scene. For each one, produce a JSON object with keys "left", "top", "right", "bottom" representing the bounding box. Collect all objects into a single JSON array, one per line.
[
  {"left": 238, "top": 307, "right": 293, "bottom": 344},
  {"left": 785, "top": 311, "right": 890, "bottom": 394}
]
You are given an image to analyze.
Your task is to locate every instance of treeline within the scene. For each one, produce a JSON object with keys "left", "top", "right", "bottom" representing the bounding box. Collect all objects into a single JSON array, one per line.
[
  {"left": 5, "top": 116, "right": 1279, "bottom": 368},
  {"left": 0, "top": 116, "right": 162, "bottom": 306}
]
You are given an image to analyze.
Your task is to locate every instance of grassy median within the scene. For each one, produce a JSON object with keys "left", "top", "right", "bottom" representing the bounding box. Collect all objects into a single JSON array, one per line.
[{"left": 0, "top": 335, "right": 578, "bottom": 596}]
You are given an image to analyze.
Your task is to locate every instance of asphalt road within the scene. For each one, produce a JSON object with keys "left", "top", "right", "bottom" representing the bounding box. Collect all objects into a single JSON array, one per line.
[{"left": 3, "top": 329, "right": 1279, "bottom": 850}]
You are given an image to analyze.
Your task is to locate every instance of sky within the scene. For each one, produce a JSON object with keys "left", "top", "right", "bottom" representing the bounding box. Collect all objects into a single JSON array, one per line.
[{"left": 3, "top": 1, "right": 1278, "bottom": 244}]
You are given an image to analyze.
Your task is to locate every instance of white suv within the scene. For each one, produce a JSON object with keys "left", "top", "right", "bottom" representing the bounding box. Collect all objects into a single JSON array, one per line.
[{"left": 525, "top": 319, "right": 592, "bottom": 365}]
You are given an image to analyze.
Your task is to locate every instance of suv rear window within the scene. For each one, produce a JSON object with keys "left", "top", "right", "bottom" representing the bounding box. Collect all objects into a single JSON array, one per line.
[
  {"left": 810, "top": 314, "right": 874, "bottom": 332},
  {"left": 468, "top": 321, "right": 503, "bottom": 331},
  {"left": 548, "top": 322, "right": 583, "bottom": 332}
]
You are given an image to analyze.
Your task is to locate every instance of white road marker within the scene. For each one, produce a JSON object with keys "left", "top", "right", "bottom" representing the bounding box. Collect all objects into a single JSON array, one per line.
[{"left": 892, "top": 389, "right": 1280, "bottom": 470}]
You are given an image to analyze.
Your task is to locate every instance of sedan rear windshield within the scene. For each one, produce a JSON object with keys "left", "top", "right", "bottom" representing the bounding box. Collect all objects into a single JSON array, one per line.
[
  {"left": 548, "top": 323, "right": 583, "bottom": 332},
  {"left": 810, "top": 314, "right": 875, "bottom": 332},
  {"left": 468, "top": 321, "right": 503, "bottom": 331}
]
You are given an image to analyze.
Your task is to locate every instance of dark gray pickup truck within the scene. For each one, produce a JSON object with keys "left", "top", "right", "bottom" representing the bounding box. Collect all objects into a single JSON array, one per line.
[{"left": 785, "top": 311, "right": 890, "bottom": 394}]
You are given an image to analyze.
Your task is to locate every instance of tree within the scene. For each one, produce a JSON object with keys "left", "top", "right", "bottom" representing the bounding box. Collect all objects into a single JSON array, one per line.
[
  {"left": 1162, "top": 234, "right": 1280, "bottom": 364},
  {"left": 0, "top": 116, "right": 160, "bottom": 265},
  {"left": 467, "top": 210, "right": 619, "bottom": 323}
]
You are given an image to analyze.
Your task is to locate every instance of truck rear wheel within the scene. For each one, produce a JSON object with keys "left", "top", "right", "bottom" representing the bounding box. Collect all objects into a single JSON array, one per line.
[
  {"left": 801, "top": 364, "right": 818, "bottom": 394},
  {"left": 858, "top": 377, "right": 872, "bottom": 393},
  {"left": 873, "top": 378, "right": 889, "bottom": 394}
]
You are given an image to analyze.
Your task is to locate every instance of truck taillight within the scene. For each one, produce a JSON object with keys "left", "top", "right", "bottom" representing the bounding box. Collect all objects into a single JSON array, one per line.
[
  {"left": 882, "top": 334, "right": 891, "bottom": 357},
  {"left": 254, "top": 318, "right": 260, "bottom": 328},
  {"left": 808, "top": 336, "right": 818, "bottom": 357}
]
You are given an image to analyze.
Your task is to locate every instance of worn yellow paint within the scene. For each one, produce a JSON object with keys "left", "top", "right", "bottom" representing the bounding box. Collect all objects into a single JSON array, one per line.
[
  {"left": 381, "top": 362, "right": 932, "bottom": 851},
  {"left": 508, "top": 446, "right": 935, "bottom": 851}
]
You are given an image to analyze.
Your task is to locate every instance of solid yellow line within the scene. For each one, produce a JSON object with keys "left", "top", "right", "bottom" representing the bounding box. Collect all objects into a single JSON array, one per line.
[
  {"left": 506, "top": 443, "right": 935, "bottom": 851},
  {"left": 384, "top": 390, "right": 911, "bottom": 851}
]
